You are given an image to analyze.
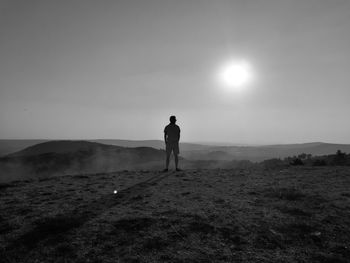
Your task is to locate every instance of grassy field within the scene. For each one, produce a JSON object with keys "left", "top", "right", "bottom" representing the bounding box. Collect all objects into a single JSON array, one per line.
[{"left": 1, "top": 167, "right": 350, "bottom": 262}]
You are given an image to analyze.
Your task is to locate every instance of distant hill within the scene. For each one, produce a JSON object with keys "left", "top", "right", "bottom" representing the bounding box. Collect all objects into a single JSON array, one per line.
[
  {"left": 91, "top": 139, "right": 212, "bottom": 151},
  {"left": 0, "top": 140, "right": 47, "bottom": 156},
  {"left": 89, "top": 140, "right": 350, "bottom": 161},
  {"left": 0, "top": 139, "right": 211, "bottom": 157},
  {"left": 1, "top": 139, "right": 350, "bottom": 162},
  {"left": 7, "top": 140, "right": 123, "bottom": 157},
  {"left": 181, "top": 142, "right": 350, "bottom": 162},
  {"left": 0, "top": 141, "right": 166, "bottom": 182}
]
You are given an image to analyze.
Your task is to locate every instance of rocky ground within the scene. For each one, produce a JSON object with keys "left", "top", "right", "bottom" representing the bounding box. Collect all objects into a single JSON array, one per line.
[{"left": 1, "top": 167, "right": 350, "bottom": 262}]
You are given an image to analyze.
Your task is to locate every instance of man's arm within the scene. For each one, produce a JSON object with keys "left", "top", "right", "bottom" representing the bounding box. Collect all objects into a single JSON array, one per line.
[{"left": 164, "top": 131, "right": 168, "bottom": 144}]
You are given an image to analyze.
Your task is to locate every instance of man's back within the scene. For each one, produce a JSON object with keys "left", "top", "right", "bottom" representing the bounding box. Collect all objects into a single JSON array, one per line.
[
  {"left": 163, "top": 115, "right": 181, "bottom": 171},
  {"left": 164, "top": 123, "right": 180, "bottom": 142}
]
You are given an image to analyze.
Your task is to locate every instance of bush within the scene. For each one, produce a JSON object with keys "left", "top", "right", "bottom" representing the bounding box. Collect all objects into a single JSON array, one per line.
[
  {"left": 262, "top": 158, "right": 287, "bottom": 169},
  {"left": 290, "top": 158, "right": 304, "bottom": 166},
  {"left": 331, "top": 150, "right": 347, "bottom": 165},
  {"left": 313, "top": 159, "right": 327, "bottom": 166}
]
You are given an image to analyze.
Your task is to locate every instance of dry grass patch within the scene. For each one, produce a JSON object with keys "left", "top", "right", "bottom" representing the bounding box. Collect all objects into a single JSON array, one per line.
[
  {"left": 1, "top": 167, "right": 350, "bottom": 262},
  {"left": 264, "top": 187, "right": 306, "bottom": 201}
]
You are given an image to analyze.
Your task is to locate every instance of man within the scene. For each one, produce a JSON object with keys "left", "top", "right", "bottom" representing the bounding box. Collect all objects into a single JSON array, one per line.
[{"left": 163, "top": 115, "right": 181, "bottom": 172}]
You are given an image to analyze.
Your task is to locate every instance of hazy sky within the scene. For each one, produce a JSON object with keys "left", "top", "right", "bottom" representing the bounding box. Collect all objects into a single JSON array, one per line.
[{"left": 1, "top": 0, "right": 350, "bottom": 144}]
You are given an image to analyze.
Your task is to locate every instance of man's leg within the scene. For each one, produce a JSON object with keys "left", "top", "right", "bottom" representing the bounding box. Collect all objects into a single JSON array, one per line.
[
  {"left": 174, "top": 142, "right": 181, "bottom": 171},
  {"left": 175, "top": 154, "right": 179, "bottom": 169},
  {"left": 165, "top": 152, "right": 170, "bottom": 170},
  {"left": 164, "top": 143, "right": 170, "bottom": 171}
]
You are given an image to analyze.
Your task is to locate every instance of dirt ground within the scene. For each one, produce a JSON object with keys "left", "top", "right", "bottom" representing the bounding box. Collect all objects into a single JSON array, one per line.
[{"left": 1, "top": 166, "right": 350, "bottom": 262}]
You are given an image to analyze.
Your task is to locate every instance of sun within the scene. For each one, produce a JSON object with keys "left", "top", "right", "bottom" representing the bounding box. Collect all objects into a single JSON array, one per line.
[{"left": 218, "top": 60, "right": 253, "bottom": 90}]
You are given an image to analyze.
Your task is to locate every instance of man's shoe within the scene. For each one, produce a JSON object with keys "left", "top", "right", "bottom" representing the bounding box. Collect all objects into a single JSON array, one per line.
[
  {"left": 162, "top": 168, "right": 168, "bottom": 172},
  {"left": 176, "top": 168, "right": 182, "bottom": 172}
]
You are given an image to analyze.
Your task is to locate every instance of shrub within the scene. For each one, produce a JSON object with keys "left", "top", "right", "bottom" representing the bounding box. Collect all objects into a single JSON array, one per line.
[
  {"left": 261, "top": 158, "right": 287, "bottom": 169},
  {"left": 290, "top": 158, "right": 304, "bottom": 166},
  {"left": 313, "top": 159, "right": 327, "bottom": 166}
]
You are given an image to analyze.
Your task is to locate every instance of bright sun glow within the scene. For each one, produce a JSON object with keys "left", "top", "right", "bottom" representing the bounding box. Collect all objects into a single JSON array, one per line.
[{"left": 218, "top": 60, "right": 253, "bottom": 90}]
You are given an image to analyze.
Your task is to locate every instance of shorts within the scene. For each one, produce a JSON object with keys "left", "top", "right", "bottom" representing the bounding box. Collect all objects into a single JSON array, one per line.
[{"left": 166, "top": 141, "right": 179, "bottom": 155}]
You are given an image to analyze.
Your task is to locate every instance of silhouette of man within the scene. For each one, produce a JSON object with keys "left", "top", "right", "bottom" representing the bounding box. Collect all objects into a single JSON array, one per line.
[{"left": 163, "top": 115, "right": 181, "bottom": 172}]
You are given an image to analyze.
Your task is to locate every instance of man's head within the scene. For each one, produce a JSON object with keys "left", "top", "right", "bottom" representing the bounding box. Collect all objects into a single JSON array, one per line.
[{"left": 169, "top": 115, "right": 176, "bottom": 124}]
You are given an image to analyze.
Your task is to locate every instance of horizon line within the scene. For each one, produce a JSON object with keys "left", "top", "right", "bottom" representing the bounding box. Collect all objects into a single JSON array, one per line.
[{"left": 0, "top": 138, "right": 349, "bottom": 146}]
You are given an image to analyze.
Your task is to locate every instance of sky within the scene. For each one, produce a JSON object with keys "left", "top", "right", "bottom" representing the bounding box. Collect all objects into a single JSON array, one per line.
[{"left": 1, "top": 0, "right": 350, "bottom": 144}]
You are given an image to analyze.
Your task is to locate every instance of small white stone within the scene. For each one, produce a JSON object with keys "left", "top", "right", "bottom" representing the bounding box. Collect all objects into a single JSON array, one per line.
[{"left": 113, "top": 190, "right": 118, "bottom": 194}]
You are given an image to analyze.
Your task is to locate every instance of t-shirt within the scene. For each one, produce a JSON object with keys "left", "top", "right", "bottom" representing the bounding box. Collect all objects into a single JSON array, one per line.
[{"left": 164, "top": 124, "right": 180, "bottom": 142}]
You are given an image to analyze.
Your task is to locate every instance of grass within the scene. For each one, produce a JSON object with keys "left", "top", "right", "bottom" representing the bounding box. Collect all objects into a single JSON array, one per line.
[
  {"left": 264, "top": 187, "right": 307, "bottom": 200},
  {"left": 0, "top": 183, "right": 13, "bottom": 191},
  {"left": 15, "top": 214, "right": 85, "bottom": 248},
  {"left": 0, "top": 167, "right": 350, "bottom": 262},
  {"left": 0, "top": 216, "right": 14, "bottom": 235}
]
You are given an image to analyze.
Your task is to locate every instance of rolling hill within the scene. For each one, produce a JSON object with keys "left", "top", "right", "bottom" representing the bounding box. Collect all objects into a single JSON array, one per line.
[
  {"left": 1, "top": 140, "right": 350, "bottom": 163},
  {"left": 181, "top": 142, "right": 350, "bottom": 161},
  {"left": 0, "top": 140, "right": 47, "bottom": 157},
  {"left": 0, "top": 141, "right": 166, "bottom": 182},
  {"left": 91, "top": 139, "right": 212, "bottom": 151}
]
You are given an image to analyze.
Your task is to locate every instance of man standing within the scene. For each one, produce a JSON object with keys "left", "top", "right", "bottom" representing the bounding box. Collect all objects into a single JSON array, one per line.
[{"left": 164, "top": 115, "right": 181, "bottom": 172}]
